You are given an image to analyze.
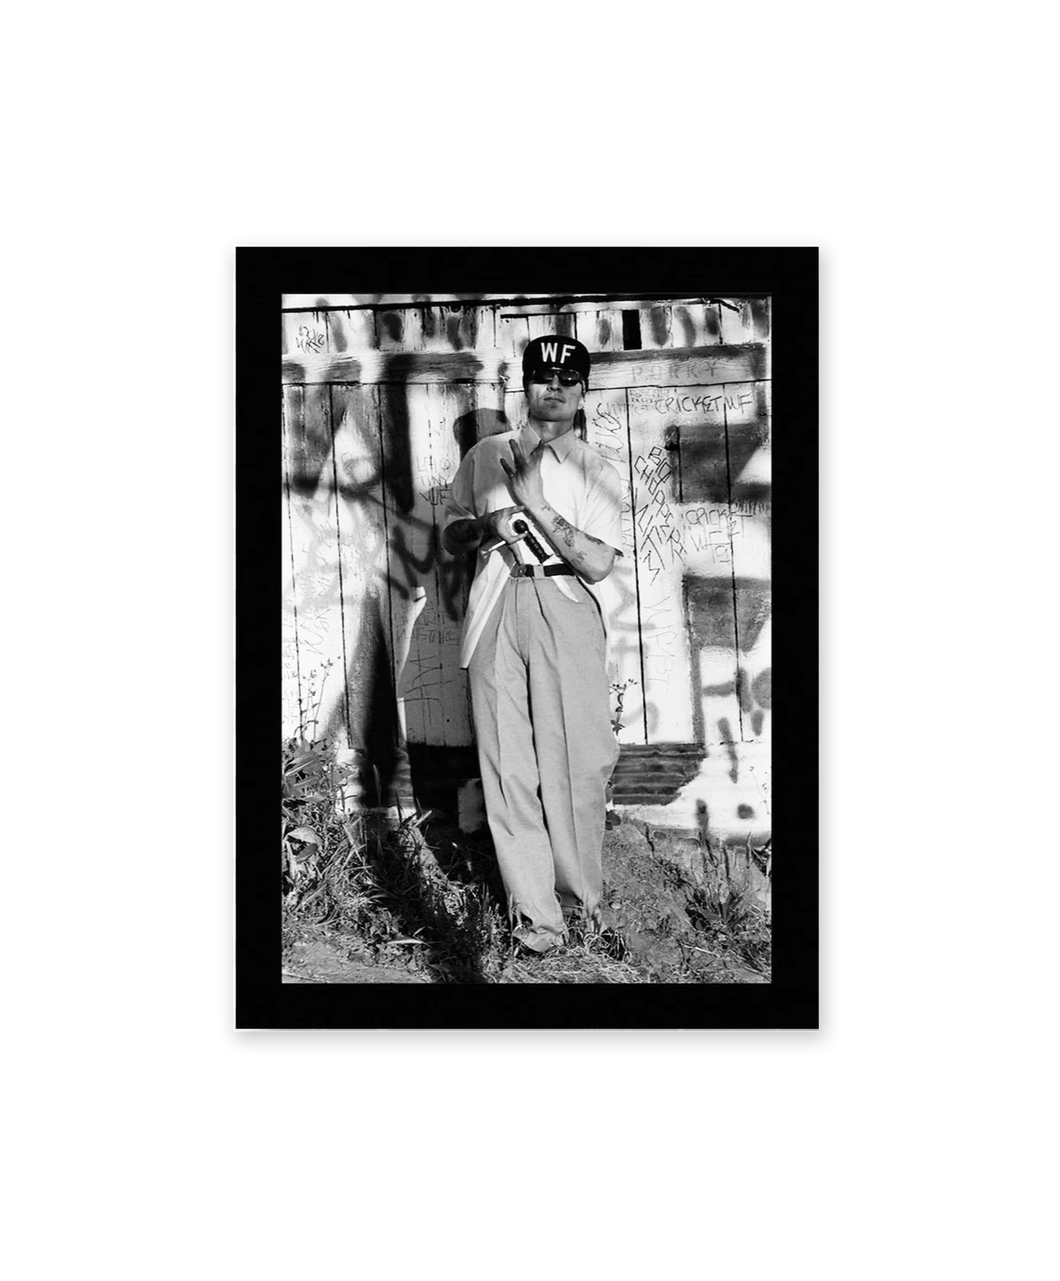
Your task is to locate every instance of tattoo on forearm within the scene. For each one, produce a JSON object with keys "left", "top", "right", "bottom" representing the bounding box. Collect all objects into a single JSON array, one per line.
[
  {"left": 538, "top": 501, "right": 608, "bottom": 567},
  {"left": 553, "top": 514, "right": 576, "bottom": 549}
]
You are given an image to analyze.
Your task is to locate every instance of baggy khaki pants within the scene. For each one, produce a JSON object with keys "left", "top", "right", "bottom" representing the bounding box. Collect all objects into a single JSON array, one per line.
[{"left": 468, "top": 575, "right": 619, "bottom": 949}]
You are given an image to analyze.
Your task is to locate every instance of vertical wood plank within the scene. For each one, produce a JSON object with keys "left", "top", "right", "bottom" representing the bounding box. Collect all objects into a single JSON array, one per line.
[
  {"left": 379, "top": 377, "right": 507, "bottom": 752},
  {"left": 626, "top": 385, "right": 694, "bottom": 742},
  {"left": 583, "top": 387, "right": 646, "bottom": 744},
  {"left": 672, "top": 382, "right": 762, "bottom": 750},
  {"left": 378, "top": 381, "right": 429, "bottom": 743},
  {"left": 379, "top": 382, "right": 449, "bottom": 745},
  {"left": 420, "top": 303, "right": 453, "bottom": 353},
  {"left": 499, "top": 314, "right": 531, "bottom": 386},
  {"left": 282, "top": 387, "right": 304, "bottom": 738},
  {"left": 718, "top": 298, "right": 758, "bottom": 344},
  {"left": 452, "top": 303, "right": 484, "bottom": 351},
  {"left": 327, "top": 307, "right": 377, "bottom": 356},
  {"left": 283, "top": 378, "right": 312, "bottom": 739},
  {"left": 501, "top": 378, "right": 530, "bottom": 434},
  {"left": 671, "top": 302, "right": 723, "bottom": 348},
  {"left": 282, "top": 381, "right": 351, "bottom": 746},
  {"left": 377, "top": 306, "right": 419, "bottom": 351},
  {"left": 723, "top": 379, "right": 771, "bottom": 747},
  {"left": 329, "top": 383, "right": 398, "bottom": 768},
  {"left": 373, "top": 382, "right": 421, "bottom": 756},
  {"left": 526, "top": 310, "right": 578, "bottom": 343},
  {"left": 640, "top": 303, "right": 674, "bottom": 350},
  {"left": 474, "top": 304, "right": 498, "bottom": 351},
  {"left": 576, "top": 307, "right": 624, "bottom": 353},
  {"left": 426, "top": 381, "right": 488, "bottom": 745},
  {"left": 750, "top": 297, "right": 770, "bottom": 342}
]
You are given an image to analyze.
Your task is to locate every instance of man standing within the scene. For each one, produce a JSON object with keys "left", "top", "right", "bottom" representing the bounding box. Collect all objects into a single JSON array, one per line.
[{"left": 443, "top": 336, "right": 624, "bottom": 954}]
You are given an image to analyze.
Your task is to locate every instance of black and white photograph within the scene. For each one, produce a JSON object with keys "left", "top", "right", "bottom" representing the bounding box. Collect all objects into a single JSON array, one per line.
[{"left": 237, "top": 247, "right": 818, "bottom": 1027}]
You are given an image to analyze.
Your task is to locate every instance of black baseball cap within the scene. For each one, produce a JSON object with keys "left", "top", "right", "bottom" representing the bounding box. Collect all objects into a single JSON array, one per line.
[{"left": 521, "top": 335, "right": 591, "bottom": 388}]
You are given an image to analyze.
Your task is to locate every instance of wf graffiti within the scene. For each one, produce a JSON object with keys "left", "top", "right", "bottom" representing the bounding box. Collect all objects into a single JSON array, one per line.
[{"left": 296, "top": 325, "right": 326, "bottom": 354}]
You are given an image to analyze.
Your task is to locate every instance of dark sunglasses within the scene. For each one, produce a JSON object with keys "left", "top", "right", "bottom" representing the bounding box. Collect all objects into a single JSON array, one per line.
[{"left": 528, "top": 366, "right": 583, "bottom": 387}]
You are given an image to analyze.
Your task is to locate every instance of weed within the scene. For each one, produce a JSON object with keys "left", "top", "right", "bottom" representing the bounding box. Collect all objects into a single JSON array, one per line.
[
  {"left": 282, "top": 734, "right": 512, "bottom": 981},
  {"left": 609, "top": 678, "right": 638, "bottom": 735},
  {"left": 281, "top": 736, "right": 770, "bottom": 985},
  {"left": 687, "top": 886, "right": 769, "bottom": 973}
]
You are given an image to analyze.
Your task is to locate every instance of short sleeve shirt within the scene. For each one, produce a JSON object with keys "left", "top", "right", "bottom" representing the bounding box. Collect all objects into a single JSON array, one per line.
[{"left": 444, "top": 422, "right": 625, "bottom": 667}]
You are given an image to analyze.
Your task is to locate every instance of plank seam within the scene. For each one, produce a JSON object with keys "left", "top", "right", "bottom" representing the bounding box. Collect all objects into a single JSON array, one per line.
[
  {"left": 282, "top": 387, "right": 305, "bottom": 737},
  {"left": 327, "top": 385, "right": 352, "bottom": 748},
  {"left": 721, "top": 386, "right": 743, "bottom": 744}
]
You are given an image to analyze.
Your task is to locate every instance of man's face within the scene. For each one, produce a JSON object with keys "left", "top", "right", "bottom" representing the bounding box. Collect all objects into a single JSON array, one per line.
[{"left": 525, "top": 366, "right": 585, "bottom": 428}]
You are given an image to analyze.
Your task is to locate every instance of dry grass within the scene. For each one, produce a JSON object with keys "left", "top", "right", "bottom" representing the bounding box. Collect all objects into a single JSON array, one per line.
[
  {"left": 498, "top": 942, "right": 647, "bottom": 985},
  {"left": 282, "top": 735, "right": 770, "bottom": 985}
]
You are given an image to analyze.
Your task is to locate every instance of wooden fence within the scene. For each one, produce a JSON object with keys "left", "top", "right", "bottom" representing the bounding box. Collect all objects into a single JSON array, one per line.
[{"left": 281, "top": 294, "right": 771, "bottom": 840}]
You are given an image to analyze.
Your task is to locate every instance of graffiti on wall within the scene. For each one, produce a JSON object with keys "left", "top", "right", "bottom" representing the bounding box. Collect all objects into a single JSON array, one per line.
[
  {"left": 584, "top": 374, "right": 771, "bottom": 835},
  {"left": 295, "top": 325, "right": 327, "bottom": 354},
  {"left": 282, "top": 296, "right": 771, "bottom": 833},
  {"left": 282, "top": 358, "right": 514, "bottom": 800}
]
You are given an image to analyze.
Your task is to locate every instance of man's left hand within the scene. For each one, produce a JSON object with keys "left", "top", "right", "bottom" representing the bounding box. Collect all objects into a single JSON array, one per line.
[{"left": 499, "top": 440, "right": 545, "bottom": 508}]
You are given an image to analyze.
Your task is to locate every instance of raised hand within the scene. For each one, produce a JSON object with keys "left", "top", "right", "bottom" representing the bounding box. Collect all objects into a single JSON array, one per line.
[{"left": 499, "top": 439, "right": 545, "bottom": 508}]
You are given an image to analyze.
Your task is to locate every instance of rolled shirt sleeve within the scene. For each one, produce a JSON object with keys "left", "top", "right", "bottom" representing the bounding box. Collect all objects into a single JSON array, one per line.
[
  {"left": 578, "top": 458, "right": 625, "bottom": 556},
  {"left": 444, "top": 447, "right": 508, "bottom": 557},
  {"left": 444, "top": 450, "right": 479, "bottom": 526}
]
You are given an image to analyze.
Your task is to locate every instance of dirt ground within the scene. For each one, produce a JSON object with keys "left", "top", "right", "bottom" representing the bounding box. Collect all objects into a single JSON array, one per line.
[
  {"left": 283, "top": 932, "right": 430, "bottom": 984},
  {"left": 282, "top": 815, "right": 770, "bottom": 986}
]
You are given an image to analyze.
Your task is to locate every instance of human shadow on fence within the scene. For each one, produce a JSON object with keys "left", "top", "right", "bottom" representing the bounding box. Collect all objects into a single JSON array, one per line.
[
  {"left": 314, "top": 542, "right": 503, "bottom": 982},
  {"left": 314, "top": 401, "right": 517, "bottom": 979},
  {"left": 393, "top": 406, "right": 509, "bottom": 808}
]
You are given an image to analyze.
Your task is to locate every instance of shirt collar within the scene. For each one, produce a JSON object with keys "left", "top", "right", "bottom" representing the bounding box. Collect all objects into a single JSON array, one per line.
[{"left": 518, "top": 422, "right": 578, "bottom": 462}]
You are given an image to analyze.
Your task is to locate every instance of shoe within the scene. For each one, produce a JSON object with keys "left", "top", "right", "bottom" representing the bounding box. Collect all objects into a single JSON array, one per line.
[
  {"left": 513, "top": 925, "right": 562, "bottom": 956},
  {"left": 514, "top": 941, "right": 550, "bottom": 959},
  {"left": 561, "top": 905, "right": 604, "bottom": 933}
]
